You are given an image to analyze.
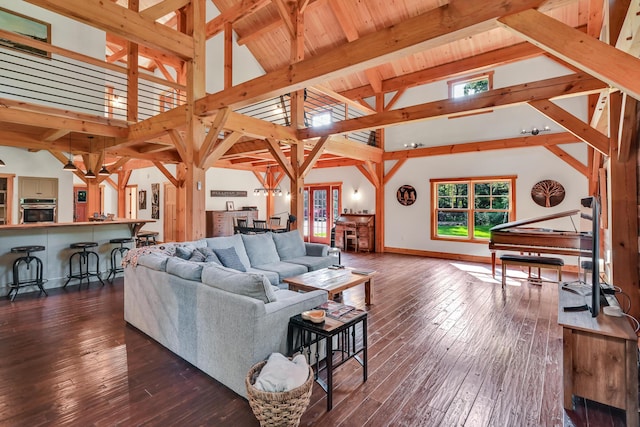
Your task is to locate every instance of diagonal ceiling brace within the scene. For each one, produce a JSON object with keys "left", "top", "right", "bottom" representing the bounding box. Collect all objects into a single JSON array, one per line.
[
  {"left": 527, "top": 99, "right": 609, "bottom": 155},
  {"left": 265, "top": 138, "right": 296, "bottom": 181}
]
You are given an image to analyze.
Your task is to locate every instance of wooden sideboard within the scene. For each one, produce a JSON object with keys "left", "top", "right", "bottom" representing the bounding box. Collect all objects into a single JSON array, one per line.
[
  {"left": 334, "top": 214, "right": 375, "bottom": 252},
  {"left": 206, "top": 210, "right": 259, "bottom": 237},
  {"left": 557, "top": 286, "right": 638, "bottom": 426}
]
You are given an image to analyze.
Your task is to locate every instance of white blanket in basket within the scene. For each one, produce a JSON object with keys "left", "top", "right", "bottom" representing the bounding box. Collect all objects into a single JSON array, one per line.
[{"left": 254, "top": 353, "right": 309, "bottom": 392}]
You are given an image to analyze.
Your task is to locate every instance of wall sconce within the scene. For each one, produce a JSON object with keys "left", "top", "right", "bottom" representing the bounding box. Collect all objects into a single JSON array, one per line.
[
  {"left": 521, "top": 126, "right": 550, "bottom": 136},
  {"left": 352, "top": 189, "right": 361, "bottom": 200},
  {"left": 0, "top": 159, "right": 5, "bottom": 167},
  {"left": 403, "top": 142, "right": 423, "bottom": 149}
]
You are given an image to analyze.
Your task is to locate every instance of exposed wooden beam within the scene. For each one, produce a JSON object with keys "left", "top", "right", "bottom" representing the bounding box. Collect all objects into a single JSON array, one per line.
[
  {"left": 197, "top": 107, "right": 231, "bottom": 168},
  {"left": 168, "top": 128, "right": 188, "bottom": 163},
  {"left": 618, "top": 93, "right": 638, "bottom": 161},
  {"left": 195, "top": 0, "right": 547, "bottom": 114},
  {"left": 299, "top": 74, "right": 606, "bottom": 140},
  {"left": 40, "top": 129, "right": 70, "bottom": 142},
  {"left": 545, "top": 145, "right": 589, "bottom": 177},
  {"left": 202, "top": 131, "right": 244, "bottom": 170},
  {"left": 222, "top": 111, "right": 297, "bottom": 141},
  {"left": 272, "top": 0, "right": 295, "bottom": 38},
  {"left": 265, "top": 138, "right": 296, "bottom": 181},
  {"left": 356, "top": 161, "right": 380, "bottom": 188},
  {"left": 126, "top": 105, "right": 187, "bottom": 145},
  {"left": 383, "top": 132, "right": 580, "bottom": 161},
  {"left": 300, "top": 136, "right": 328, "bottom": 178},
  {"left": 383, "top": 158, "right": 407, "bottom": 185},
  {"left": 527, "top": 99, "right": 609, "bottom": 154},
  {"left": 0, "top": 99, "right": 128, "bottom": 138},
  {"left": 343, "top": 40, "right": 550, "bottom": 101},
  {"left": 24, "top": 0, "right": 194, "bottom": 59},
  {"left": 498, "top": 8, "right": 640, "bottom": 101},
  {"left": 311, "top": 85, "right": 376, "bottom": 115},
  {"left": 140, "top": 0, "right": 189, "bottom": 21},
  {"left": 152, "top": 160, "right": 179, "bottom": 187},
  {"left": 205, "top": 0, "right": 272, "bottom": 39}
]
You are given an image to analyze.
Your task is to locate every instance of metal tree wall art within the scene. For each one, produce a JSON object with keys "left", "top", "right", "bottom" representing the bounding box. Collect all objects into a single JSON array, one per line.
[{"left": 531, "top": 180, "right": 565, "bottom": 207}]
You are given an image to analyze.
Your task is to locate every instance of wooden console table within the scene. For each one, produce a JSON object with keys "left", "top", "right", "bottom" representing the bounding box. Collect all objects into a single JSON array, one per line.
[{"left": 558, "top": 285, "right": 638, "bottom": 426}]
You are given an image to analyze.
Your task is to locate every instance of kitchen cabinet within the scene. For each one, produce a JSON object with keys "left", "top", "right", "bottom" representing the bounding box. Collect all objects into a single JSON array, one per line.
[
  {"left": 0, "top": 174, "right": 13, "bottom": 225},
  {"left": 19, "top": 177, "right": 58, "bottom": 199}
]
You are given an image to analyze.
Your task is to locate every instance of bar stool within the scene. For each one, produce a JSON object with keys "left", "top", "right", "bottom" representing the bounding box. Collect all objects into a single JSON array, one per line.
[
  {"left": 6, "top": 245, "right": 47, "bottom": 301},
  {"left": 107, "top": 237, "right": 134, "bottom": 282},
  {"left": 136, "top": 231, "right": 159, "bottom": 247},
  {"left": 64, "top": 242, "right": 104, "bottom": 289}
]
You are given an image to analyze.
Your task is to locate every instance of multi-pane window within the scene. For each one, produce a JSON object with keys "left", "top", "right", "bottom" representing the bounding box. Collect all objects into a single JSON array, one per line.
[{"left": 431, "top": 176, "right": 515, "bottom": 242}]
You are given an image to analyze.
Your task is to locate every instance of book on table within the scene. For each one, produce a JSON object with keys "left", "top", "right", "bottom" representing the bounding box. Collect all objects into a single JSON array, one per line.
[{"left": 318, "top": 301, "right": 355, "bottom": 319}]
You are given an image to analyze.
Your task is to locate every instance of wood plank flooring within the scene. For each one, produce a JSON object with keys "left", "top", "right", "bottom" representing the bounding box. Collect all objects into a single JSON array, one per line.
[{"left": 0, "top": 252, "right": 630, "bottom": 426}]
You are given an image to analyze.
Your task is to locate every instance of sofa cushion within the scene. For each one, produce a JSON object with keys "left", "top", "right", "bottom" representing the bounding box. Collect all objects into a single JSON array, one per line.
[
  {"left": 246, "top": 268, "right": 280, "bottom": 286},
  {"left": 136, "top": 253, "right": 169, "bottom": 271},
  {"left": 165, "top": 257, "right": 204, "bottom": 281},
  {"left": 201, "top": 264, "right": 278, "bottom": 303},
  {"left": 285, "top": 255, "right": 334, "bottom": 271},
  {"left": 272, "top": 231, "right": 306, "bottom": 260},
  {"left": 241, "top": 232, "right": 280, "bottom": 266},
  {"left": 189, "top": 247, "right": 220, "bottom": 264},
  {"left": 253, "top": 262, "right": 307, "bottom": 282},
  {"left": 214, "top": 247, "right": 247, "bottom": 272},
  {"left": 204, "top": 234, "right": 251, "bottom": 270}
]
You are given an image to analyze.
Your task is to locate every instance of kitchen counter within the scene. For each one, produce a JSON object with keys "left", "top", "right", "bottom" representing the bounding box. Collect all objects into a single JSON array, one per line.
[
  {"left": 0, "top": 218, "right": 153, "bottom": 235},
  {"left": 0, "top": 219, "right": 156, "bottom": 296}
]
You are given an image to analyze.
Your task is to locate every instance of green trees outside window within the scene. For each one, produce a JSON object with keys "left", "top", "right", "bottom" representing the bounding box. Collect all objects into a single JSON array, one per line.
[{"left": 432, "top": 176, "right": 515, "bottom": 242}]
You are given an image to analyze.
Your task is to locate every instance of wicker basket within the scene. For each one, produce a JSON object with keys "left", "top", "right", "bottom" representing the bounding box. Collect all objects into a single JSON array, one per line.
[{"left": 245, "top": 360, "right": 314, "bottom": 427}]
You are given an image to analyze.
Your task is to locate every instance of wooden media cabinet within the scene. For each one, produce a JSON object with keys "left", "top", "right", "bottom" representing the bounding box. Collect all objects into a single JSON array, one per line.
[{"left": 558, "top": 285, "right": 638, "bottom": 426}]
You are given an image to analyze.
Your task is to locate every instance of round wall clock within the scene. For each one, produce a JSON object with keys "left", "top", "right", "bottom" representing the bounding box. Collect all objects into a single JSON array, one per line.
[
  {"left": 531, "top": 179, "right": 565, "bottom": 207},
  {"left": 397, "top": 185, "right": 417, "bottom": 206}
]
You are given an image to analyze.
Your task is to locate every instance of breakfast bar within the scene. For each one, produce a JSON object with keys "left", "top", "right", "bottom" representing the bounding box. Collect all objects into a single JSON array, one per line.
[{"left": 0, "top": 219, "right": 154, "bottom": 296}]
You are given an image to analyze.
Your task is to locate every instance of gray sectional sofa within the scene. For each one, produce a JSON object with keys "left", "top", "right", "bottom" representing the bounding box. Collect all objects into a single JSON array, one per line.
[{"left": 123, "top": 230, "right": 334, "bottom": 397}]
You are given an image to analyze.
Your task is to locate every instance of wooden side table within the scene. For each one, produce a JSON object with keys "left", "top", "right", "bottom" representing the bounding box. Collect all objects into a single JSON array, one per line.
[{"left": 287, "top": 310, "right": 368, "bottom": 411}]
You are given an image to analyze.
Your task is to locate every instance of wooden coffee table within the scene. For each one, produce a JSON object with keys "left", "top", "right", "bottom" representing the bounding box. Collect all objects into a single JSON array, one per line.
[{"left": 283, "top": 267, "right": 375, "bottom": 304}]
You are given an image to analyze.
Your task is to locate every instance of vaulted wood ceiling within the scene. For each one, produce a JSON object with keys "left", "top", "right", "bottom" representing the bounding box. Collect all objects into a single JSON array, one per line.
[{"left": 2, "top": 0, "right": 639, "bottom": 177}]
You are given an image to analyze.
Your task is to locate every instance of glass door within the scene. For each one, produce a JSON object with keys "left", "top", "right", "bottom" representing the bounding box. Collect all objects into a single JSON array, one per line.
[{"left": 308, "top": 186, "right": 330, "bottom": 244}]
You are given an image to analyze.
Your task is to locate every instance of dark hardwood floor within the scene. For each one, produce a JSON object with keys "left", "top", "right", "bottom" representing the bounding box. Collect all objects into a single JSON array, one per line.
[{"left": 0, "top": 252, "right": 629, "bottom": 426}]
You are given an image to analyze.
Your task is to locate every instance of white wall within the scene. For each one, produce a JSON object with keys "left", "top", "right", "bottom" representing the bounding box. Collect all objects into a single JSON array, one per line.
[{"left": 384, "top": 145, "right": 587, "bottom": 260}]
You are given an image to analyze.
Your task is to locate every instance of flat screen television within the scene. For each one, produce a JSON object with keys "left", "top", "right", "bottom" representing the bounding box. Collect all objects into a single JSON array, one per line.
[{"left": 580, "top": 196, "right": 604, "bottom": 317}]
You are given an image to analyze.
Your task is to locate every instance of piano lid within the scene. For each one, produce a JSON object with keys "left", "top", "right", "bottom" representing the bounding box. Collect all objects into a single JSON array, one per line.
[{"left": 490, "top": 209, "right": 580, "bottom": 232}]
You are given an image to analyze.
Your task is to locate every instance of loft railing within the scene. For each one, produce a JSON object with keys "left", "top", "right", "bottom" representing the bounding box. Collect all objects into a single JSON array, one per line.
[
  {"left": 235, "top": 88, "right": 378, "bottom": 146},
  {"left": 0, "top": 30, "right": 186, "bottom": 122}
]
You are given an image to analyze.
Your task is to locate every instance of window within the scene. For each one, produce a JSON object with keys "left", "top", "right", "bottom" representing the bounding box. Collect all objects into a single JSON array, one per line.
[
  {"left": 431, "top": 176, "right": 515, "bottom": 242},
  {"left": 448, "top": 72, "right": 493, "bottom": 99},
  {"left": 311, "top": 111, "right": 331, "bottom": 127}
]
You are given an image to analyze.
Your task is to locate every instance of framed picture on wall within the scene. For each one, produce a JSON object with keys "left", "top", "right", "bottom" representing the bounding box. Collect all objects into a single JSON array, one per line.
[
  {"left": 139, "top": 190, "right": 147, "bottom": 210},
  {"left": 226, "top": 201, "right": 234, "bottom": 211}
]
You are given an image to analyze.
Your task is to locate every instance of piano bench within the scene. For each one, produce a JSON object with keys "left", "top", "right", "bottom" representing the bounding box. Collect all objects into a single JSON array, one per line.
[{"left": 500, "top": 255, "right": 564, "bottom": 289}]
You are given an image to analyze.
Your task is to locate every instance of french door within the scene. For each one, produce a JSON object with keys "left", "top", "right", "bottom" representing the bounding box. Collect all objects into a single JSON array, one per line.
[{"left": 304, "top": 184, "right": 341, "bottom": 244}]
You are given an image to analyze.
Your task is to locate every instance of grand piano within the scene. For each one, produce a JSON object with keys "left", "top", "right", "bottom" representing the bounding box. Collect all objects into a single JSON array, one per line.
[{"left": 489, "top": 209, "right": 592, "bottom": 276}]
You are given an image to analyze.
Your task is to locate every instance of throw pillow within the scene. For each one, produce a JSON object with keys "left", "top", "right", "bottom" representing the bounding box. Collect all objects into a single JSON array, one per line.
[
  {"left": 192, "top": 247, "right": 220, "bottom": 264},
  {"left": 175, "top": 246, "right": 193, "bottom": 260},
  {"left": 213, "top": 247, "right": 246, "bottom": 272}
]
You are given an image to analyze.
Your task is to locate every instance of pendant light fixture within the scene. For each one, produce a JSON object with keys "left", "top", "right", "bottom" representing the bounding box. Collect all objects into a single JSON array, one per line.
[
  {"left": 63, "top": 134, "right": 78, "bottom": 171},
  {"left": 85, "top": 136, "right": 96, "bottom": 179},
  {"left": 98, "top": 136, "right": 110, "bottom": 176}
]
